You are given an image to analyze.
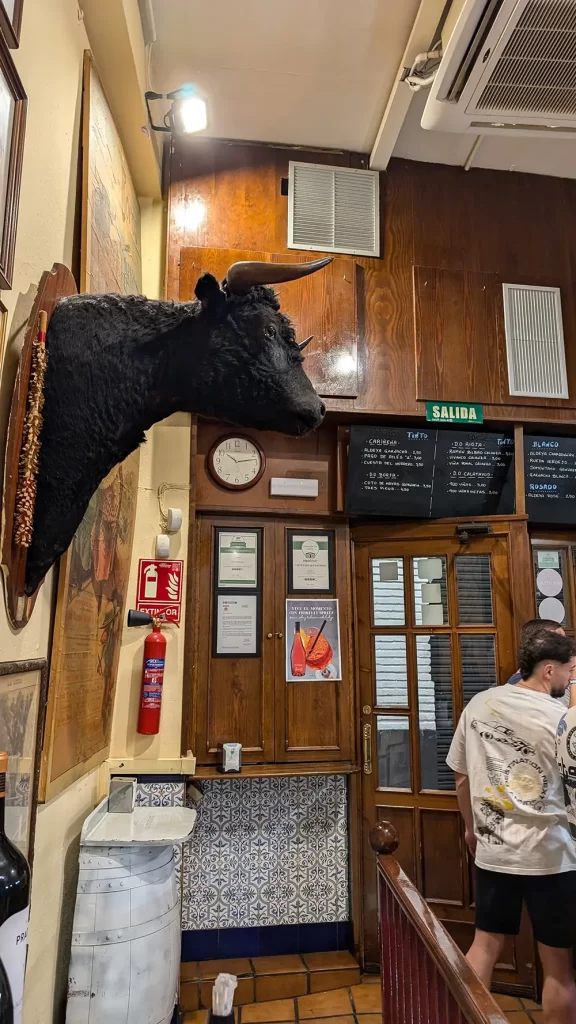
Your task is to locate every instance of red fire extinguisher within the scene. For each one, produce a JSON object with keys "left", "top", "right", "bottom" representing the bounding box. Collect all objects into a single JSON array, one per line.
[{"left": 127, "top": 610, "right": 167, "bottom": 735}]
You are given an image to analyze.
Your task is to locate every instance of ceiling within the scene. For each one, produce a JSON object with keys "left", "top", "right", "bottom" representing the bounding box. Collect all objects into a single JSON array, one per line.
[{"left": 147, "top": 0, "right": 576, "bottom": 179}]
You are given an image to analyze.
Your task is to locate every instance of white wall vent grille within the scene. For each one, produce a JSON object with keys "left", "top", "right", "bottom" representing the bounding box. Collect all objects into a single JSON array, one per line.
[
  {"left": 288, "top": 161, "right": 379, "bottom": 258},
  {"left": 502, "top": 283, "right": 568, "bottom": 398}
]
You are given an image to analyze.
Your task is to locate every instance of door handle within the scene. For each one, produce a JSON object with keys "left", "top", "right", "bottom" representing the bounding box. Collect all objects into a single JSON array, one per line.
[{"left": 363, "top": 723, "right": 372, "bottom": 775}]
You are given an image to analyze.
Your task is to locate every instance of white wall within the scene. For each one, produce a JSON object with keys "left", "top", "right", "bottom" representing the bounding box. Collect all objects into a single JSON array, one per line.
[
  {"left": 0, "top": 2, "right": 101, "bottom": 1022},
  {"left": 110, "top": 197, "right": 192, "bottom": 762}
]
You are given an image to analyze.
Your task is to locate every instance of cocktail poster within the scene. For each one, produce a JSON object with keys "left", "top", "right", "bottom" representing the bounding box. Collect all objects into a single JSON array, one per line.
[{"left": 285, "top": 599, "right": 341, "bottom": 681}]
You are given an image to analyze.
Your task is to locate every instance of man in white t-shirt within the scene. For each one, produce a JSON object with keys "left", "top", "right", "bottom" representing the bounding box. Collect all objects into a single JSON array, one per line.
[{"left": 447, "top": 630, "right": 576, "bottom": 1023}]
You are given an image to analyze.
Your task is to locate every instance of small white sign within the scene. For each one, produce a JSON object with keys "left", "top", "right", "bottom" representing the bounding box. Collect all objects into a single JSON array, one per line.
[{"left": 270, "top": 478, "right": 319, "bottom": 498}]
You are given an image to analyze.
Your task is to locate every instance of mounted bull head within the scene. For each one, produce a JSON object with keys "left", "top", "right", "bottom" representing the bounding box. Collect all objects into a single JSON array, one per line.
[{"left": 25, "top": 257, "right": 331, "bottom": 594}]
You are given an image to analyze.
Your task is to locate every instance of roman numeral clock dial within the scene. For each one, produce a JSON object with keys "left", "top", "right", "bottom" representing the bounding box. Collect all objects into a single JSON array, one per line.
[{"left": 207, "top": 435, "right": 266, "bottom": 491}]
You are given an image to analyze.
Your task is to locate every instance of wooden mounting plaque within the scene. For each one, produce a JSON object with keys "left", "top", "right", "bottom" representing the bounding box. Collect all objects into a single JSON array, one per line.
[{"left": 1, "top": 263, "right": 77, "bottom": 628}]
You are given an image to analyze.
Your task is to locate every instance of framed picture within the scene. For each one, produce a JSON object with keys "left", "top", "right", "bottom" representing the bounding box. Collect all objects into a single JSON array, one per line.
[
  {"left": 0, "top": 659, "right": 48, "bottom": 869},
  {"left": 0, "top": 0, "right": 23, "bottom": 48},
  {"left": 212, "top": 527, "right": 262, "bottom": 657},
  {"left": 0, "top": 33, "right": 25, "bottom": 289},
  {"left": 0, "top": 297, "right": 7, "bottom": 368},
  {"left": 287, "top": 530, "right": 335, "bottom": 594}
]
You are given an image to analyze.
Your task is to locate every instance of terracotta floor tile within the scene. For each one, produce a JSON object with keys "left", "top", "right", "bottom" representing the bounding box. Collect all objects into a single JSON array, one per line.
[
  {"left": 252, "top": 956, "right": 305, "bottom": 976},
  {"left": 495, "top": 995, "right": 524, "bottom": 1011},
  {"left": 298, "top": 1017, "right": 355, "bottom": 1024},
  {"left": 241, "top": 998, "right": 295, "bottom": 1023},
  {"left": 361, "top": 976, "right": 380, "bottom": 984},
  {"left": 520, "top": 999, "right": 541, "bottom": 1010},
  {"left": 184, "top": 1013, "right": 208, "bottom": 1024},
  {"left": 302, "top": 952, "right": 358, "bottom": 973},
  {"left": 298, "top": 990, "right": 353, "bottom": 1018},
  {"left": 350, "top": 985, "right": 382, "bottom": 1014},
  {"left": 199, "top": 958, "right": 253, "bottom": 979},
  {"left": 505, "top": 1014, "right": 532, "bottom": 1023},
  {"left": 356, "top": 1015, "right": 382, "bottom": 1024},
  {"left": 181, "top": 962, "right": 199, "bottom": 982}
]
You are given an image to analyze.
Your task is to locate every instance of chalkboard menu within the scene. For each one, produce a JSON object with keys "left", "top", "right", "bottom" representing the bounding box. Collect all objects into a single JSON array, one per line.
[
  {"left": 346, "top": 426, "right": 515, "bottom": 518},
  {"left": 525, "top": 435, "right": 576, "bottom": 523}
]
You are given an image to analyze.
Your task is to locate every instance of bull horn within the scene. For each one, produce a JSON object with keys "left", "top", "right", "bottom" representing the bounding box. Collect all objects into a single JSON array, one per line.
[
  {"left": 298, "top": 336, "right": 313, "bottom": 351},
  {"left": 225, "top": 257, "right": 333, "bottom": 295}
]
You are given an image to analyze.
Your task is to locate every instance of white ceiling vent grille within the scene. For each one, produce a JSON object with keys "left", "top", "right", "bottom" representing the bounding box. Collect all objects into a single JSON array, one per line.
[
  {"left": 288, "top": 161, "right": 379, "bottom": 258},
  {"left": 503, "top": 283, "right": 568, "bottom": 398},
  {"left": 476, "top": 0, "right": 576, "bottom": 118}
]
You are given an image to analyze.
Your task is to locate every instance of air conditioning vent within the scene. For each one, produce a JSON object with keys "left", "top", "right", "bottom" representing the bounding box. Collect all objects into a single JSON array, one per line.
[
  {"left": 288, "top": 161, "right": 379, "bottom": 258},
  {"left": 475, "top": 0, "right": 576, "bottom": 118},
  {"left": 503, "top": 283, "right": 568, "bottom": 398}
]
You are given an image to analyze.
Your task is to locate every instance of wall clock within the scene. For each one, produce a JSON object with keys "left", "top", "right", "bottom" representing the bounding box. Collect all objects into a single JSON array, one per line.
[{"left": 207, "top": 435, "right": 266, "bottom": 491}]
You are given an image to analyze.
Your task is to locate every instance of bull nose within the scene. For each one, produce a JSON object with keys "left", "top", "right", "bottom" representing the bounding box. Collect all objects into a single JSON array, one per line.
[{"left": 319, "top": 402, "right": 326, "bottom": 417}]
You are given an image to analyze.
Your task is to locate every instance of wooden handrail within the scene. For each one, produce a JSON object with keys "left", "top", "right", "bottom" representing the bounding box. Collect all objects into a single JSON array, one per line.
[{"left": 370, "top": 821, "right": 509, "bottom": 1024}]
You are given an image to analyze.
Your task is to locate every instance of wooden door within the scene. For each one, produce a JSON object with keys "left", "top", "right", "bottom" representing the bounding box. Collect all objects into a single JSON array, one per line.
[
  {"left": 272, "top": 520, "right": 354, "bottom": 764},
  {"left": 194, "top": 516, "right": 276, "bottom": 764},
  {"left": 354, "top": 524, "right": 537, "bottom": 995}
]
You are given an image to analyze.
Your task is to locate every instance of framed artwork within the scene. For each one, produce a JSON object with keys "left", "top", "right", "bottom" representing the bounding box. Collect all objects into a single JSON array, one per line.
[
  {"left": 0, "top": 659, "right": 48, "bottom": 870},
  {"left": 0, "top": 297, "right": 8, "bottom": 368},
  {"left": 0, "top": 33, "right": 25, "bottom": 289},
  {"left": 0, "top": 0, "right": 24, "bottom": 48}
]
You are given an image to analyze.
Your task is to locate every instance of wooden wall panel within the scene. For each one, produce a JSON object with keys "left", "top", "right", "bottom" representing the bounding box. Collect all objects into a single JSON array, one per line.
[
  {"left": 414, "top": 266, "right": 501, "bottom": 404},
  {"left": 169, "top": 141, "right": 576, "bottom": 423},
  {"left": 195, "top": 420, "right": 336, "bottom": 515}
]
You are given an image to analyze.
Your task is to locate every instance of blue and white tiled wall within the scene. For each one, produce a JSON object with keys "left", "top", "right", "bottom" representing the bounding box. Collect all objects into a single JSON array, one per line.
[{"left": 135, "top": 775, "right": 350, "bottom": 958}]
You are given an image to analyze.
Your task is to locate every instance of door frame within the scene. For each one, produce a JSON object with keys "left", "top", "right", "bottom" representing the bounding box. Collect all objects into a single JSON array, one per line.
[{"left": 349, "top": 515, "right": 538, "bottom": 997}]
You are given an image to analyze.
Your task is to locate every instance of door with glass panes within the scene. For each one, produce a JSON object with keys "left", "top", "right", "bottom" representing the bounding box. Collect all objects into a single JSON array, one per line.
[{"left": 354, "top": 527, "right": 537, "bottom": 994}]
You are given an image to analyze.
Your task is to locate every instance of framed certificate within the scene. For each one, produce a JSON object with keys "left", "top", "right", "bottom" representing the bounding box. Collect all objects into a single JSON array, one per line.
[
  {"left": 217, "top": 531, "right": 259, "bottom": 588},
  {"left": 212, "top": 527, "right": 262, "bottom": 657},
  {"left": 287, "top": 530, "right": 335, "bottom": 594}
]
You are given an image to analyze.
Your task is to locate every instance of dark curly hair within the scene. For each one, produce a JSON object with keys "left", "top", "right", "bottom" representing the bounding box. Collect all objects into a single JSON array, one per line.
[{"left": 519, "top": 630, "right": 576, "bottom": 680}]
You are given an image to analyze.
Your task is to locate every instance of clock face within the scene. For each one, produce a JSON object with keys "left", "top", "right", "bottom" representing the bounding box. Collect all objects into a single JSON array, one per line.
[{"left": 209, "top": 436, "right": 265, "bottom": 490}]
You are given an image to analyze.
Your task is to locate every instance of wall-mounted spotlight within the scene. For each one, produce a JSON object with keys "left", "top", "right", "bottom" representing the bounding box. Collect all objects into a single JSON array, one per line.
[{"left": 145, "top": 86, "right": 207, "bottom": 135}]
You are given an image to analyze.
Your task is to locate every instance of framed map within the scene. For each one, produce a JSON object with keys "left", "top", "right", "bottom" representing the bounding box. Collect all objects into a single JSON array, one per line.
[
  {"left": 39, "top": 52, "right": 141, "bottom": 801},
  {"left": 80, "top": 51, "right": 141, "bottom": 295}
]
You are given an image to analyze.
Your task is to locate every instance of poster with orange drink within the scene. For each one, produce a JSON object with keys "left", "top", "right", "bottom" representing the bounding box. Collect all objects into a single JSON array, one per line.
[{"left": 285, "top": 599, "right": 341, "bottom": 681}]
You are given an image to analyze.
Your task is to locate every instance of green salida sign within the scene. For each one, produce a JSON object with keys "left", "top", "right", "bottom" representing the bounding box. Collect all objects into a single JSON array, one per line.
[{"left": 426, "top": 402, "right": 483, "bottom": 425}]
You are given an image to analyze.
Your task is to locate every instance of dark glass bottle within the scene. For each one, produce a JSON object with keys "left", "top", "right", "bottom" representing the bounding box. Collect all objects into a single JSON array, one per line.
[
  {"left": 0, "top": 753, "right": 30, "bottom": 1024},
  {"left": 0, "top": 957, "right": 14, "bottom": 1024}
]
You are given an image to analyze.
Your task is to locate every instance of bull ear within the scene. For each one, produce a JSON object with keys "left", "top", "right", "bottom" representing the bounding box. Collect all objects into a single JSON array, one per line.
[{"left": 195, "top": 273, "right": 226, "bottom": 312}]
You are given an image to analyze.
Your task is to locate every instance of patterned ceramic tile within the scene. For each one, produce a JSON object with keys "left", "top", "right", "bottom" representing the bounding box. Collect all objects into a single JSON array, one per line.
[
  {"left": 135, "top": 781, "right": 186, "bottom": 807},
  {"left": 181, "top": 776, "right": 349, "bottom": 930}
]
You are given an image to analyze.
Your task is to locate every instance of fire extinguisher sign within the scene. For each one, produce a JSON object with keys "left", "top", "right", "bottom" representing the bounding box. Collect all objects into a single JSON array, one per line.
[{"left": 136, "top": 560, "right": 184, "bottom": 625}]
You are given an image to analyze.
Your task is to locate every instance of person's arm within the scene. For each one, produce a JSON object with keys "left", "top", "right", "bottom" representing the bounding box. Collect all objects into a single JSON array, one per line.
[{"left": 455, "top": 772, "right": 477, "bottom": 857}]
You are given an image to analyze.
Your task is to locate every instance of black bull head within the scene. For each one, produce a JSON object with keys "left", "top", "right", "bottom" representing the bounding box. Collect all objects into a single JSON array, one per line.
[{"left": 24, "top": 256, "right": 331, "bottom": 595}]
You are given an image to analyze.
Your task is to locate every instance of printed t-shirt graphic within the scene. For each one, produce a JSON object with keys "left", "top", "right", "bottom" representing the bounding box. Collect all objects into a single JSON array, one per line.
[
  {"left": 447, "top": 684, "right": 576, "bottom": 875},
  {"left": 556, "top": 708, "right": 576, "bottom": 841}
]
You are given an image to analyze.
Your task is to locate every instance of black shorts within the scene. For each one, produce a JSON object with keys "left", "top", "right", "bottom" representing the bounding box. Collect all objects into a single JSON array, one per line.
[{"left": 475, "top": 866, "right": 576, "bottom": 948}]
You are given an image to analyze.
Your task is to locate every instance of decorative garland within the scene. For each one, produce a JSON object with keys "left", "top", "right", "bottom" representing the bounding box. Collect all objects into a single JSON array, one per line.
[{"left": 13, "top": 310, "right": 48, "bottom": 547}]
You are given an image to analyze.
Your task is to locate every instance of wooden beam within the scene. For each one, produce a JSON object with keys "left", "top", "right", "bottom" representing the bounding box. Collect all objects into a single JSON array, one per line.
[{"left": 370, "top": 0, "right": 449, "bottom": 171}]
